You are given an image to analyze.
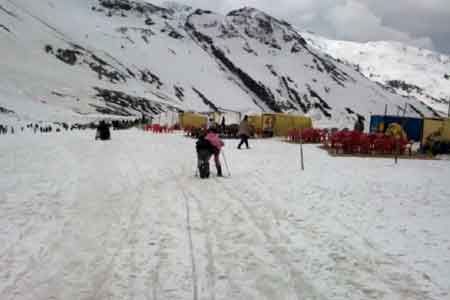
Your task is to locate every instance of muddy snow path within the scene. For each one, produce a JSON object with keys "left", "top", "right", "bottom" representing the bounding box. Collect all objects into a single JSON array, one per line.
[{"left": 0, "top": 130, "right": 449, "bottom": 300}]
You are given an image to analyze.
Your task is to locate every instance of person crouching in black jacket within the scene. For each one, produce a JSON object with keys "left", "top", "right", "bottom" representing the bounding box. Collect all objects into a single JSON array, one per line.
[
  {"left": 196, "top": 130, "right": 215, "bottom": 178},
  {"left": 96, "top": 120, "right": 111, "bottom": 141}
]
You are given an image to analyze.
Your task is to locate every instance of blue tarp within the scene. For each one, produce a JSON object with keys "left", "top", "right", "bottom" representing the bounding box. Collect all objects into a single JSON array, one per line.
[{"left": 370, "top": 115, "right": 424, "bottom": 141}]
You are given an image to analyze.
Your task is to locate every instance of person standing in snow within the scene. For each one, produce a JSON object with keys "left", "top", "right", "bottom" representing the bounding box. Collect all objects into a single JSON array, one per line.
[
  {"left": 221, "top": 116, "right": 226, "bottom": 133},
  {"left": 237, "top": 115, "right": 251, "bottom": 149},
  {"left": 354, "top": 116, "right": 365, "bottom": 133},
  {"left": 96, "top": 120, "right": 111, "bottom": 140},
  {"left": 207, "top": 117, "right": 219, "bottom": 131},
  {"left": 196, "top": 127, "right": 224, "bottom": 178}
]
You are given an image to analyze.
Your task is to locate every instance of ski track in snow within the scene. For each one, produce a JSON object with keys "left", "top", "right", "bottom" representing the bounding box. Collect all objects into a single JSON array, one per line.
[{"left": 0, "top": 130, "right": 450, "bottom": 300}]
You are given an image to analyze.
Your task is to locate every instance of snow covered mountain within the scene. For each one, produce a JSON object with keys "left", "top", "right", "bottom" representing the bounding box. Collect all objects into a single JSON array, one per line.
[
  {"left": 0, "top": 0, "right": 440, "bottom": 125},
  {"left": 302, "top": 31, "right": 450, "bottom": 116}
]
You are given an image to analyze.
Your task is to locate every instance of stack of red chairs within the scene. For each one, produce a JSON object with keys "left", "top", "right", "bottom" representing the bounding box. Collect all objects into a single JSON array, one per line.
[
  {"left": 144, "top": 124, "right": 176, "bottom": 134},
  {"left": 325, "top": 130, "right": 408, "bottom": 155},
  {"left": 288, "top": 128, "right": 324, "bottom": 143},
  {"left": 151, "top": 124, "right": 162, "bottom": 133}
]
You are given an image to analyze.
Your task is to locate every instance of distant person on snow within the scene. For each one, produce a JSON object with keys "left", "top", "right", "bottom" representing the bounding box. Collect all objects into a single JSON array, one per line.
[
  {"left": 354, "top": 116, "right": 365, "bottom": 133},
  {"left": 196, "top": 127, "right": 224, "bottom": 178},
  {"left": 237, "top": 115, "right": 251, "bottom": 149},
  {"left": 221, "top": 116, "right": 226, "bottom": 133},
  {"left": 207, "top": 118, "right": 218, "bottom": 130},
  {"left": 96, "top": 120, "right": 111, "bottom": 141}
]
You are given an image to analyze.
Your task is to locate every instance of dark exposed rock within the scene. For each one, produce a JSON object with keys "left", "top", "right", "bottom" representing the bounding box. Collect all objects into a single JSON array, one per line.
[
  {"left": 89, "top": 54, "right": 127, "bottom": 83},
  {"left": 266, "top": 64, "right": 277, "bottom": 77},
  {"left": 210, "top": 46, "right": 281, "bottom": 112},
  {"left": 117, "top": 26, "right": 154, "bottom": 36},
  {"left": 243, "top": 42, "right": 257, "bottom": 55},
  {"left": 51, "top": 91, "right": 67, "bottom": 97},
  {"left": 167, "top": 27, "right": 184, "bottom": 39},
  {"left": 0, "top": 4, "right": 18, "bottom": 18},
  {"left": 386, "top": 80, "right": 423, "bottom": 94},
  {"left": 44, "top": 44, "right": 54, "bottom": 54},
  {"left": 139, "top": 69, "right": 163, "bottom": 89},
  {"left": 174, "top": 85, "right": 184, "bottom": 101},
  {"left": 0, "top": 106, "right": 15, "bottom": 114},
  {"left": 0, "top": 24, "right": 11, "bottom": 33},
  {"left": 218, "top": 23, "right": 240, "bottom": 39},
  {"left": 97, "top": 0, "right": 170, "bottom": 17},
  {"left": 308, "top": 87, "right": 332, "bottom": 110},
  {"left": 191, "top": 9, "right": 213, "bottom": 16},
  {"left": 192, "top": 88, "right": 219, "bottom": 111},
  {"left": 305, "top": 48, "right": 350, "bottom": 87},
  {"left": 185, "top": 20, "right": 213, "bottom": 45},
  {"left": 291, "top": 43, "right": 303, "bottom": 53},
  {"left": 56, "top": 48, "right": 82, "bottom": 65},
  {"left": 93, "top": 87, "right": 175, "bottom": 115},
  {"left": 45, "top": 43, "right": 127, "bottom": 83},
  {"left": 99, "top": 0, "right": 132, "bottom": 10},
  {"left": 126, "top": 68, "right": 136, "bottom": 78},
  {"left": 278, "top": 76, "right": 308, "bottom": 113},
  {"left": 89, "top": 103, "right": 132, "bottom": 116},
  {"left": 407, "top": 103, "right": 425, "bottom": 117}
]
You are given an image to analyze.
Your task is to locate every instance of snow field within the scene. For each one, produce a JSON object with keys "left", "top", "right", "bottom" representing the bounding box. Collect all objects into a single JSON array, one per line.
[{"left": 0, "top": 129, "right": 449, "bottom": 299}]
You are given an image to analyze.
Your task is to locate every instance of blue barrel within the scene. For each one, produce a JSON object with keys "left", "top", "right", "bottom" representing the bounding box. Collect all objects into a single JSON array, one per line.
[{"left": 370, "top": 115, "right": 423, "bottom": 141}]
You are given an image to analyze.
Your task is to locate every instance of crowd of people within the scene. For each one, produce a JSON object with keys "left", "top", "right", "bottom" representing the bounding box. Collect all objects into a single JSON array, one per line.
[
  {"left": 0, "top": 117, "right": 146, "bottom": 138},
  {"left": 3, "top": 114, "right": 259, "bottom": 180}
]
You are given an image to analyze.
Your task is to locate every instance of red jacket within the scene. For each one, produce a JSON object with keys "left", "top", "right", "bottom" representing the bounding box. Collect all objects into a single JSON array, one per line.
[{"left": 205, "top": 132, "right": 224, "bottom": 151}]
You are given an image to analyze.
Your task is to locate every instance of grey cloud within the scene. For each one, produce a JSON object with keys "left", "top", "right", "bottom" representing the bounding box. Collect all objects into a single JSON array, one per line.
[{"left": 149, "top": 0, "right": 449, "bottom": 53}]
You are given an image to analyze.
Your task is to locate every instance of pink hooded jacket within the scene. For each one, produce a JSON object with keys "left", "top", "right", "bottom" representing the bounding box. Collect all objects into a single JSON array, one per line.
[{"left": 205, "top": 132, "right": 224, "bottom": 151}]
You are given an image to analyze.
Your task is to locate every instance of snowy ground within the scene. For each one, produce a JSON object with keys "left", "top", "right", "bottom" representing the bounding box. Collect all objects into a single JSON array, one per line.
[{"left": 1, "top": 129, "right": 449, "bottom": 300}]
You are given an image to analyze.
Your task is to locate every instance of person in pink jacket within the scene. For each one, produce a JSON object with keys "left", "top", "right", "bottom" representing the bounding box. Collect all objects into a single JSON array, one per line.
[{"left": 205, "top": 127, "right": 224, "bottom": 177}]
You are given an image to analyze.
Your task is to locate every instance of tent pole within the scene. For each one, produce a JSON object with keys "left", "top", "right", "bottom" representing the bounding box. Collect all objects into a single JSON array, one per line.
[
  {"left": 300, "top": 128, "right": 304, "bottom": 171},
  {"left": 447, "top": 97, "right": 450, "bottom": 117}
]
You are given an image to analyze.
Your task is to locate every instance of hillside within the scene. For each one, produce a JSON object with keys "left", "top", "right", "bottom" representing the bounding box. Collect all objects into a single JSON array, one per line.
[
  {"left": 0, "top": 0, "right": 439, "bottom": 126},
  {"left": 302, "top": 31, "right": 450, "bottom": 116}
]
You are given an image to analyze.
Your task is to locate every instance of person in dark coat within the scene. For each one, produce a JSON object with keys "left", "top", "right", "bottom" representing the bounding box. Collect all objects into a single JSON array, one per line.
[
  {"left": 354, "top": 116, "right": 365, "bottom": 133},
  {"left": 96, "top": 120, "right": 111, "bottom": 140},
  {"left": 220, "top": 116, "right": 226, "bottom": 133},
  {"left": 237, "top": 115, "right": 251, "bottom": 149}
]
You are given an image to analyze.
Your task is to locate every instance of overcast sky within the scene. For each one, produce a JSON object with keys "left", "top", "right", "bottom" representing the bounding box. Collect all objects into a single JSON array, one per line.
[{"left": 151, "top": 0, "right": 450, "bottom": 54}]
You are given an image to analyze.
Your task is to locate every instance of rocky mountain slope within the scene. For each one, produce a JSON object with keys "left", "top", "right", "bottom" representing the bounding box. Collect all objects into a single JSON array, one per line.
[
  {"left": 302, "top": 31, "right": 450, "bottom": 117},
  {"left": 0, "top": 0, "right": 439, "bottom": 125}
]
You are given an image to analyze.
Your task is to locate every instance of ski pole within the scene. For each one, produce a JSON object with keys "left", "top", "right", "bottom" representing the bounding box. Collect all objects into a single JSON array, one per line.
[
  {"left": 222, "top": 150, "right": 231, "bottom": 177},
  {"left": 194, "top": 151, "right": 199, "bottom": 177}
]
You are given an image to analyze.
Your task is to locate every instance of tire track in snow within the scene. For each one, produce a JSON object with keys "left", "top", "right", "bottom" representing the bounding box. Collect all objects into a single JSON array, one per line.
[
  {"left": 182, "top": 185, "right": 217, "bottom": 300},
  {"left": 0, "top": 145, "right": 80, "bottom": 300},
  {"left": 179, "top": 181, "right": 199, "bottom": 300},
  {"left": 246, "top": 171, "right": 436, "bottom": 300},
  {"left": 215, "top": 177, "right": 326, "bottom": 300},
  {"left": 89, "top": 176, "right": 145, "bottom": 299},
  {"left": 185, "top": 179, "right": 249, "bottom": 300}
]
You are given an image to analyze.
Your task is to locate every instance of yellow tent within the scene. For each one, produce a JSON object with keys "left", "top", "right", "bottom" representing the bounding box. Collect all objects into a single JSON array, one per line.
[
  {"left": 239, "top": 113, "right": 313, "bottom": 137},
  {"left": 272, "top": 114, "right": 312, "bottom": 136},
  {"left": 422, "top": 118, "right": 444, "bottom": 144},
  {"left": 422, "top": 118, "right": 450, "bottom": 144},
  {"left": 179, "top": 112, "right": 207, "bottom": 129},
  {"left": 248, "top": 115, "right": 263, "bottom": 132},
  {"left": 442, "top": 118, "right": 450, "bottom": 141},
  {"left": 262, "top": 113, "right": 312, "bottom": 136}
]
